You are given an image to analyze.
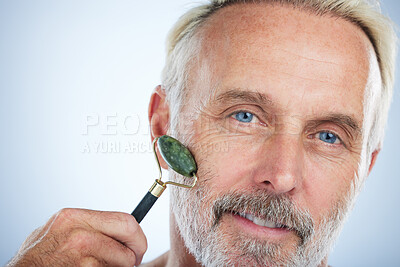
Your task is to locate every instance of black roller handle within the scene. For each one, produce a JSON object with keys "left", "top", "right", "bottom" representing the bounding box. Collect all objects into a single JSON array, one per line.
[
  {"left": 131, "top": 192, "right": 159, "bottom": 223},
  {"left": 131, "top": 180, "right": 166, "bottom": 223}
]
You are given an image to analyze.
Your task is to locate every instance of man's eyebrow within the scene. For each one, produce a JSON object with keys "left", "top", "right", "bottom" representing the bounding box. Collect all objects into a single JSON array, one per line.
[{"left": 215, "top": 89, "right": 274, "bottom": 107}]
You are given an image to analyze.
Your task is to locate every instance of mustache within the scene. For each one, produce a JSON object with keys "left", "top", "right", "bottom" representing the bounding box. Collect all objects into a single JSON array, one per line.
[{"left": 211, "top": 190, "right": 315, "bottom": 245}]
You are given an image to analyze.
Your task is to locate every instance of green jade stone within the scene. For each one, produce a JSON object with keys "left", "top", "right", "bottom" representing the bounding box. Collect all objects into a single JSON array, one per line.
[{"left": 157, "top": 135, "right": 197, "bottom": 177}]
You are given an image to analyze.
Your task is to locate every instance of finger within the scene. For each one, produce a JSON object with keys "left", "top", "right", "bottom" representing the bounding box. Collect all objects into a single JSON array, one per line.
[
  {"left": 58, "top": 209, "right": 147, "bottom": 265},
  {"left": 66, "top": 229, "right": 137, "bottom": 267}
]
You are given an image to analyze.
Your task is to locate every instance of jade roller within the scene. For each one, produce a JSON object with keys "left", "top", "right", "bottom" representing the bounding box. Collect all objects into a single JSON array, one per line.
[{"left": 131, "top": 135, "right": 197, "bottom": 223}]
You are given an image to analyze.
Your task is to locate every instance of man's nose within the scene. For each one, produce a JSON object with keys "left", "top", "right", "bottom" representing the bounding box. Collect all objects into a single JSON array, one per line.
[{"left": 253, "top": 134, "right": 304, "bottom": 194}]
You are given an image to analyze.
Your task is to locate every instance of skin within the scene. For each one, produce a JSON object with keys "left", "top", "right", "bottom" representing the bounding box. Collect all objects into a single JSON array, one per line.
[{"left": 10, "top": 3, "right": 380, "bottom": 267}]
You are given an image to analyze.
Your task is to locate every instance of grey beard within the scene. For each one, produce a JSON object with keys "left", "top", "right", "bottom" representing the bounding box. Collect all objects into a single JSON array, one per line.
[{"left": 170, "top": 173, "right": 357, "bottom": 267}]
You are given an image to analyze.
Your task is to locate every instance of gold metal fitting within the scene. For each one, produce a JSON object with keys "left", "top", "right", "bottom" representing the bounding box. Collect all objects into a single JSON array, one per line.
[{"left": 148, "top": 179, "right": 167, "bottom": 198}]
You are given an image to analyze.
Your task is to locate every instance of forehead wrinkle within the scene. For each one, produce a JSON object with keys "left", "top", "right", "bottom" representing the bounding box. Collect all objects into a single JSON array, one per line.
[
  {"left": 265, "top": 47, "right": 356, "bottom": 87},
  {"left": 270, "top": 48, "right": 341, "bottom": 67},
  {"left": 268, "top": 68, "right": 344, "bottom": 88}
]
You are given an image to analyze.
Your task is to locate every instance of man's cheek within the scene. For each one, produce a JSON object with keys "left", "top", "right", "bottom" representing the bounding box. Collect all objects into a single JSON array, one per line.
[
  {"left": 303, "top": 155, "right": 359, "bottom": 214},
  {"left": 198, "top": 140, "right": 264, "bottom": 192},
  {"left": 305, "top": 150, "right": 359, "bottom": 184}
]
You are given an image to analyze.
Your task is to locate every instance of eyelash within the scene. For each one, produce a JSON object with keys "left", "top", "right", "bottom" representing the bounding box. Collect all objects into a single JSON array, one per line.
[
  {"left": 229, "top": 110, "right": 263, "bottom": 125},
  {"left": 310, "top": 130, "right": 344, "bottom": 147}
]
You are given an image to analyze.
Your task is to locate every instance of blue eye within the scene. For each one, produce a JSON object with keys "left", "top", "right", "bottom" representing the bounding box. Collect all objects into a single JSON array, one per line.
[
  {"left": 234, "top": 112, "right": 254, "bottom": 123},
  {"left": 318, "top": 132, "right": 340, "bottom": 144}
]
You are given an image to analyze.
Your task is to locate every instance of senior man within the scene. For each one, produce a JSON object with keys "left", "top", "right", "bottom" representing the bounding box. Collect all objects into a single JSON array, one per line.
[{"left": 8, "top": 0, "right": 397, "bottom": 266}]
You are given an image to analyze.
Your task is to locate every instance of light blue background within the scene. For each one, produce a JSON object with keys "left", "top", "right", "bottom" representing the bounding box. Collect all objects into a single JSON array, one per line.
[{"left": 0, "top": 0, "right": 399, "bottom": 266}]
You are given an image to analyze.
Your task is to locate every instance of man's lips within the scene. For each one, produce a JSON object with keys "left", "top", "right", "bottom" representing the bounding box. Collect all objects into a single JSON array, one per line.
[
  {"left": 211, "top": 192, "right": 314, "bottom": 245},
  {"left": 229, "top": 212, "right": 293, "bottom": 239},
  {"left": 236, "top": 212, "right": 288, "bottom": 229}
]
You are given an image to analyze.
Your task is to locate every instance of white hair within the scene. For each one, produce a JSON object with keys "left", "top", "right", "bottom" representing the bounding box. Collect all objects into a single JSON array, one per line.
[{"left": 161, "top": 0, "right": 397, "bottom": 156}]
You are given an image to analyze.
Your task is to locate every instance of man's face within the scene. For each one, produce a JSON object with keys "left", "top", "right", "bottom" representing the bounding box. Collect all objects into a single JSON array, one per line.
[{"left": 170, "top": 3, "right": 379, "bottom": 266}]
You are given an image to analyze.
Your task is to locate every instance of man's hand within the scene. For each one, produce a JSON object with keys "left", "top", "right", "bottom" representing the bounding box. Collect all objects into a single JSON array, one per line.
[{"left": 7, "top": 208, "right": 147, "bottom": 266}]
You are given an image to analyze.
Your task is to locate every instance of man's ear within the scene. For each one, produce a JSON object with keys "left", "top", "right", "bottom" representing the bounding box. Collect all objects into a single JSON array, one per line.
[
  {"left": 368, "top": 149, "right": 380, "bottom": 175},
  {"left": 149, "top": 85, "right": 169, "bottom": 170}
]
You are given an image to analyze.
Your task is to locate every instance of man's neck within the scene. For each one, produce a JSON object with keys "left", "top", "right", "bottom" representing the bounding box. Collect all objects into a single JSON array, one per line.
[
  {"left": 165, "top": 212, "right": 200, "bottom": 267},
  {"left": 140, "top": 211, "right": 200, "bottom": 267},
  {"left": 139, "top": 251, "right": 169, "bottom": 267}
]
